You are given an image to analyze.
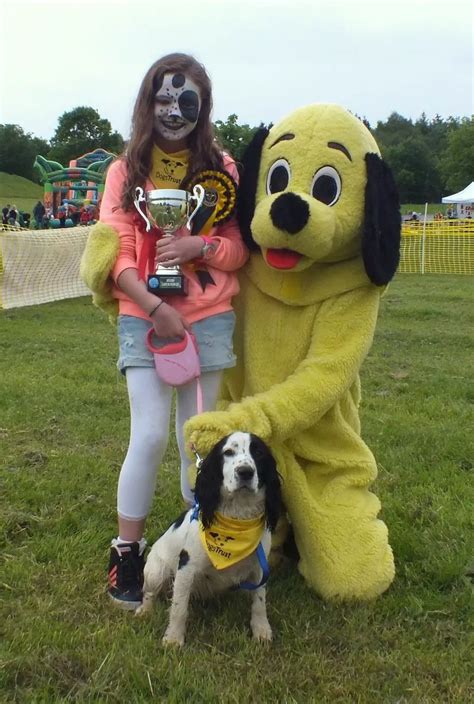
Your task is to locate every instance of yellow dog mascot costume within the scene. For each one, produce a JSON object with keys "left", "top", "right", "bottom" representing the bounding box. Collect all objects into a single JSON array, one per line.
[{"left": 185, "top": 104, "right": 401, "bottom": 600}]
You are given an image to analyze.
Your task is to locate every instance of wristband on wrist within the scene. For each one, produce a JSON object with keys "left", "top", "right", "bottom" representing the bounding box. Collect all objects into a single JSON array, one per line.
[
  {"left": 149, "top": 300, "right": 164, "bottom": 317},
  {"left": 199, "top": 236, "right": 216, "bottom": 260}
]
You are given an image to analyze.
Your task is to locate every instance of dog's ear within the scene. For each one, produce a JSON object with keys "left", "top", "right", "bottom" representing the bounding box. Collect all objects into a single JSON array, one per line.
[
  {"left": 237, "top": 126, "right": 270, "bottom": 251},
  {"left": 251, "top": 435, "right": 282, "bottom": 533},
  {"left": 362, "top": 153, "right": 401, "bottom": 286},
  {"left": 194, "top": 439, "right": 225, "bottom": 528},
  {"left": 264, "top": 459, "right": 282, "bottom": 534}
]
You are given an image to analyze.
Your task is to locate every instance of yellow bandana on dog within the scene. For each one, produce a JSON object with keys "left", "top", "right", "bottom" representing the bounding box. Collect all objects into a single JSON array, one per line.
[{"left": 199, "top": 512, "right": 265, "bottom": 570}]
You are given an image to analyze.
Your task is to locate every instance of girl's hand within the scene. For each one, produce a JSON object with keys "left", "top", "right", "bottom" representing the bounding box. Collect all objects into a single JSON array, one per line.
[
  {"left": 150, "top": 301, "right": 189, "bottom": 338},
  {"left": 156, "top": 235, "right": 203, "bottom": 267}
]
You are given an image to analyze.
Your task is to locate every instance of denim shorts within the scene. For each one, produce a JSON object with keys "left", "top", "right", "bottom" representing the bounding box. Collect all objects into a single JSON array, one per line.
[{"left": 117, "top": 311, "right": 236, "bottom": 374}]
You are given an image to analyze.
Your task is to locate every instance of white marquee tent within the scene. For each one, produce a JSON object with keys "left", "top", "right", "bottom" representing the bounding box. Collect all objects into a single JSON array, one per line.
[
  {"left": 442, "top": 182, "right": 474, "bottom": 204},
  {"left": 442, "top": 182, "right": 474, "bottom": 217}
]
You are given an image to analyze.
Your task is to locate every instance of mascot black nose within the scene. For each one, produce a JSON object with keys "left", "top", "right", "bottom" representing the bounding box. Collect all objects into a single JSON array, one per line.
[{"left": 270, "top": 193, "right": 310, "bottom": 234}]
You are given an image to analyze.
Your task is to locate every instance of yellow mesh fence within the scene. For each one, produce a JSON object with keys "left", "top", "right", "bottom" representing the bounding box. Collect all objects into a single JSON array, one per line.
[
  {"left": 0, "top": 219, "right": 472, "bottom": 310},
  {"left": 399, "top": 220, "right": 474, "bottom": 275},
  {"left": 0, "top": 227, "right": 91, "bottom": 309},
  {"left": 0, "top": 224, "right": 31, "bottom": 233}
]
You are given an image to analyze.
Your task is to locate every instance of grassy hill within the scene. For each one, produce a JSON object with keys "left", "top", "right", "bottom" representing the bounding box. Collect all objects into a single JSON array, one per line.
[{"left": 0, "top": 172, "right": 43, "bottom": 214}]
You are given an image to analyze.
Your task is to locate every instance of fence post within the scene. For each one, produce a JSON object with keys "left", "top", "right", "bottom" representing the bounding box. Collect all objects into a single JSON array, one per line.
[{"left": 421, "top": 202, "right": 428, "bottom": 274}]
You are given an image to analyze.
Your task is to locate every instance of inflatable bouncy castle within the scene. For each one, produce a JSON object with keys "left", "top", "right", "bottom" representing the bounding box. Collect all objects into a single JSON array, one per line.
[{"left": 34, "top": 148, "right": 115, "bottom": 218}]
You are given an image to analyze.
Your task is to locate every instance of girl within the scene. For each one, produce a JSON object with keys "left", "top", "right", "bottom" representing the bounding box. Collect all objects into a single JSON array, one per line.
[{"left": 98, "top": 53, "right": 248, "bottom": 609}]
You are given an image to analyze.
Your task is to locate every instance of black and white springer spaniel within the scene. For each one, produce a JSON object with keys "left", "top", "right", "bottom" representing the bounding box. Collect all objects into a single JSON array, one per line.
[{"left": 136, "top": 432, "right": 282, "bottom": 646}]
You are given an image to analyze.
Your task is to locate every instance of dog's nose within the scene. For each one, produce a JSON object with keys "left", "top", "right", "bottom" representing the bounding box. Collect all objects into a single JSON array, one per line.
[
  {"left": 236, "top": 466, "right": 255, "bottom": 482},
  {"left": 270, "top": 193, "right": 310, "bottom": 234}
]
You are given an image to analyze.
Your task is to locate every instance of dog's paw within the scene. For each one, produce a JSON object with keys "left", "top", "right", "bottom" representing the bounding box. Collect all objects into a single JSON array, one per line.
[
  {"left": 135, "top": 604, "right": 148, "bottom": 618},
  {"left": 162, "top": 628, "right": 185, "bottom": 647},
  {"left": 251, "top": 619, "right": 273, "bottom": 643},
  {"left": 135, "top": 593, "right": 153, "bottom": 617}
]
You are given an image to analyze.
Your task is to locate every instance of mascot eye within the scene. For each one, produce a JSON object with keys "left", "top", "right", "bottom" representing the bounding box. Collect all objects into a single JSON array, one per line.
[
  {"left": 266, "top": 159, "right": 291, "bottom": 194},
  {"left": 311, "top": 166, "right": 341, "bottom": 206}
]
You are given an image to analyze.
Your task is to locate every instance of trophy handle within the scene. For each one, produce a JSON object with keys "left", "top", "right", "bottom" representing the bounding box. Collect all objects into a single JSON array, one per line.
[
  {"left": 187, "top": 185, "right": 205, "bottom": 229},
  {"left": 134, "top": 187, "right": 152, "bottom": 232}
]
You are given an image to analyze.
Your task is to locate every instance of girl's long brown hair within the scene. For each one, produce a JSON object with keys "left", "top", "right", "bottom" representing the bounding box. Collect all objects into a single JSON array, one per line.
[{"left": 120, "top": 53, "right": 224, "bottom": 211}]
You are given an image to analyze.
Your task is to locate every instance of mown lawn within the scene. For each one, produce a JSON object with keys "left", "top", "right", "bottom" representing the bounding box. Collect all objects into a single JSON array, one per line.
[
  {"left": 1, "top": 274, "right": 472, "bottom": 703},
  {"left": 402, "top": 203, "right": 451, "bottom": 216}
]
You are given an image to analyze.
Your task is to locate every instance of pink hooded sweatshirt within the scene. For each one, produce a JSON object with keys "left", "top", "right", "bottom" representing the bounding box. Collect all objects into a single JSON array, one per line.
[{"left": 99, "top": 155, "right": 248, "bottom": 324}]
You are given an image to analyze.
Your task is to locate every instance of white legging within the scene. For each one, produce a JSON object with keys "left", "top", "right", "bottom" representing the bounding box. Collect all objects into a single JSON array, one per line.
[{"left": 117, "top": 366, "right": 222, "bottom": 518}]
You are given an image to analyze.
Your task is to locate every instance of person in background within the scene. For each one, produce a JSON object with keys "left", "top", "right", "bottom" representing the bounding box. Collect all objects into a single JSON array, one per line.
[
  {"left": 2, "top": 204, "right": 10, "bottom": 224},
  {"left": 95, "top": 52, "right": 248, "bottom": 610},
  {"left": 58, "top": 205, "right": 66, "bottom": 228},
  {"left": 69, "top": 204, "right": 80, "bottom": 226},
  {"left": 33, "top": 201, "right": 46, "bottom": 228},
  {"left": 88, "top": 205, "right": 98, "bottom": 224},
  {"left": 80, "top": 207, "right": 90, "bottom": 225},
  {"left": 8, "top": 205, "right": 19, "bottom": 226}
]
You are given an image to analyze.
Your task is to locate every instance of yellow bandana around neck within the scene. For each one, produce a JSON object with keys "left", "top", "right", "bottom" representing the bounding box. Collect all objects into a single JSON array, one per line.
[
  {"left": 199, "top": 512, "right": 265, "bottom": 570},
  {"left": 150, "top": 144, "right": 189, "bottom": 189}
]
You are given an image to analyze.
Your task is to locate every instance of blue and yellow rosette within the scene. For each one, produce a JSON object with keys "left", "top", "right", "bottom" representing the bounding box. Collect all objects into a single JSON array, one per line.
[{"left": 182, "top": 169, "right": 238, "bottom": 290}]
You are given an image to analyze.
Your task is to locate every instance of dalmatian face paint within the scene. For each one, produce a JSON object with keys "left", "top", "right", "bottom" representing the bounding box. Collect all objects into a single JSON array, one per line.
[{"left": 154, "top": 72, "right": 202, "bottom": 142}]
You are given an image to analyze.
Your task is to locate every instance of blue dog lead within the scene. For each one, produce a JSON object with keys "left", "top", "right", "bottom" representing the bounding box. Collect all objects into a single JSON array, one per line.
[{"left": 238, "top": 542, "right": 270, "bottom": 591}]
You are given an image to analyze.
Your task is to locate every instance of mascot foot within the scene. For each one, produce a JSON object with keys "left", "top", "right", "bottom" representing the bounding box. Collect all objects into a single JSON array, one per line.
[{"left": 295, "top": 514, "right": 395, "bottom": 600}]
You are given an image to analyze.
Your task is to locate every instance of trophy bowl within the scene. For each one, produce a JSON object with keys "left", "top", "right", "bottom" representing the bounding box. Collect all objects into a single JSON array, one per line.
[
  {"left": 146, "top": 189, "right": 193, "bottom": 234},
  {"left": 134, "top": 185, "right": 205, "bottom": 296}
]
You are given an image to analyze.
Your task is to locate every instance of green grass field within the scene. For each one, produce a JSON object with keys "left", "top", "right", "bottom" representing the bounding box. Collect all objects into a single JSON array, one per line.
[
  {"left": 402, "top": 203, "right": 451, "bottom": 216},
  {"left": 1, "top": 275, "right": 473, "bottom": 703},
  {"left": 0, "top": 172, "right": 43, "bottom": 215}
]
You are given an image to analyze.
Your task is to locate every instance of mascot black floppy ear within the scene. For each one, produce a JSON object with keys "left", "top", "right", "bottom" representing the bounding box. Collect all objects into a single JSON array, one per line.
[
  {"left": 363, "top": 153, "right": 401, "bottom": 286},
  {"left": 237, "top": 127, "right": 269, "bottom": 251}
]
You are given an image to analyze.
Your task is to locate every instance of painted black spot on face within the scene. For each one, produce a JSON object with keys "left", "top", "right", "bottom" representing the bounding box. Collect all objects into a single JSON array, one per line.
[
  {"left": 172, "top": 73, "right": 186, "bottom": 88},
  {"left": 154, "top": 73, "right": 202, "bottom": 141},
  {"left": 179, "top": 90, "right": 200, "bottom": 123}
]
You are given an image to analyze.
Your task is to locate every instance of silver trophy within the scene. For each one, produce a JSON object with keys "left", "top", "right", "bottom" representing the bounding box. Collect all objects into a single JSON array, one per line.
[{"left": 134, "top": 186, "right": 205, "bottom": 296}]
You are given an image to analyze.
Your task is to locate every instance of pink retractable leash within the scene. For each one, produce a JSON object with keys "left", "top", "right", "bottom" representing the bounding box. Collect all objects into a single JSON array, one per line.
[{"left": 145, "top": 328, "right": 204, "bottom": 413}]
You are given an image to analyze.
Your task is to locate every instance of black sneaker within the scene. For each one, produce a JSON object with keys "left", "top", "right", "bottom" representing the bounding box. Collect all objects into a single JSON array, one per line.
[{"left": 107, "top": 541, "right": 145, "bottom": 610}]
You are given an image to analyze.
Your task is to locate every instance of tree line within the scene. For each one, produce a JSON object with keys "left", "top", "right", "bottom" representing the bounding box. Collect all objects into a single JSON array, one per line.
[{"left": 1, "top": 106, "right": 472, "bottom": 203}]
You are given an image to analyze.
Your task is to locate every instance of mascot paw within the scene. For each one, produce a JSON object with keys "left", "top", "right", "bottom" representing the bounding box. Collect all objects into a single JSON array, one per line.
[{"left": 184, "top": 411, "right": 234, "bottom": 458}]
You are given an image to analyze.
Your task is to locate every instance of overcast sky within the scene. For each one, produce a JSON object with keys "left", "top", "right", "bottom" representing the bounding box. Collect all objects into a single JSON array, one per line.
[{"left": 0, "top": 0, "right": 472, "bottom": 142}]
